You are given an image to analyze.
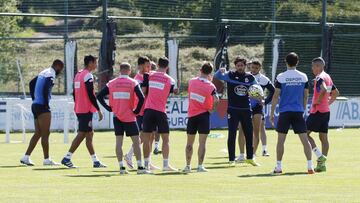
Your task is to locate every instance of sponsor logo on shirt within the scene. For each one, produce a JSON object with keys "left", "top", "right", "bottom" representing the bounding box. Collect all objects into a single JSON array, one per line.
[
  {"left": 113, "top": 92, "right": 130, "bottom": 99},
  {"left": 190, "top": 92, "right": 205, "bottom": 103},
  {"left": 149, "top": 81, "right": 165, "bottom": 90},
  {"left": 74, "top": 82, "right": 80, "bottom": 89},
  {"left": 234, "top": 85, "right": 248, "bottom": 96}
]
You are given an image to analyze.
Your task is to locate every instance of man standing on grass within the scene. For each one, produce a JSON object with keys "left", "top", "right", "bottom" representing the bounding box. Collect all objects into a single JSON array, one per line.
[
  {"left": 124, "top": 56, "right": 160, "bottom": 170},
  {"left": 61, "top": 55, "right": 106, "bottom": 168},
  {"left": 182, "top": 62, "right": 219, "bottom": 173},
  {"left": 97, "top": 62, "right": 151, "bottom": 175},
  {"left": 213, "top": 57, "right": 260, "bottom": 167},
  {"left": 20, "top": 59, "right": 64, "bottom": 166},
  {"left": 306, "top": 57, "right": 339, "bottom": 172},
  {"left": 270, "top": 52, "right": 314, "bottom": 174},
  {"left": 142, "top": 57, "right": 179, "bottom": 171}
]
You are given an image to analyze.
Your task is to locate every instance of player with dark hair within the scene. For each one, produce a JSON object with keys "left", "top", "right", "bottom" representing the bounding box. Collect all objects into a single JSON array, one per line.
[
  {"left": 214, "top": 56, "right": 260, "bottom": 167},
  {"left": 61, "top": 55, "right": 106, "bottom": 168},
  {"left": 183, "top": 62, "right": 219, "bottom": 173},
  {"left": 97, "top": 62, "right": 151, "bottom": 174},
  {"left": 270, "top": 52, "right": 314, "bottom": 174},
  {"left": 236, "top": 60, "right": 275, "bottom": 162},
  {"left": 142, "top": 57, "right": 179, "bottom": 171},
  {"left": 20, "top": 59, "right": 64, "bottom": 166},
  {"left": 306, "top": 57, "right": 339, "bottom": 172}
]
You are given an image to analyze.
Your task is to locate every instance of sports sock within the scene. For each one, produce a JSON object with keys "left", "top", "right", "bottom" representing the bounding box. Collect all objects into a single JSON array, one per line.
[
  {"left": 91, "top": 154, "right": 99, "bottom": 162},
  {"left": 312, "top": 147, "right": 323, "bottom": 158},
  {"left": 307, "top": 160, "right": 313, "bottom": 170},
  {"left": 137, "top": 160, "right": 143, "bottom": 168},
  {"left": 154, "top": 141, "right": 159, "bottom": 149},
  {"left": 163, "top": 159, "right": 169, "bottom": 167},
  {"left": 276, "top": 161, "right": 282, "bottom": 170},
  {"left": 262, "top": 145, "right": 267, "bottom": 152},
  {"left": 144, "top": 158, "right": 150, "bottom": 168},
  {"left": 119, "top": 161, "right": 124, "bottom": 168},
  {"left": 64, "top": 152, "right": 73, "bottom": 160},
  {"left": 23, "top": 155, "right": 30, "bottom": 160},
  {"left": 239, "top": 153, "right": 245, "bottom": 159}
]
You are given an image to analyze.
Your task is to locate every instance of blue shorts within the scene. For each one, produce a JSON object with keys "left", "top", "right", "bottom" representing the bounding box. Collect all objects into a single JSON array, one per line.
[
  {"left": 31, "top": 104, "right": 50, "bottom": 119},
  {"left": 276, "top": 112, "right": 307, "bottom": 134},
  {"left": 306, "top": 112, "right": 330, "bottom": 133}
]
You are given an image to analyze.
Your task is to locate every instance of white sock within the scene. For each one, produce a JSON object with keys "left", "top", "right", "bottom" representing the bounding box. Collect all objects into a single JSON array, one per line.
[
  {"left": 91, "top": 154, "right": 99, "bottom": 162},
  {"left": 127, "top": 146, "right": 134, "bottom": 158},
  {"left": 163, "top": 159, "right": 169, "bottom": 167},
  {"left": 262, "top": 145, "right": 267, "bottom": 151},
  {"left": 198, "top": 164, "right": 203, "bottom": 168},
  {"left": 276, "top": 161, "right": 282, "bottom": 170},
  {"left": 23, "top": 155, "right": 30, "bottom": 160},
  {"left": 137, "top": 160, "right": 143, "bottom": 168},
  {"left": 144, "top": 158, "right": 150, "bottom": 168},
  {"left": 239, "top": 153, "right": 245, "bottom": 159},
  {"left": 186, "top": 164, "right": 191, "bottom": 168},
  {"left": 312, "top": 147, "right": 323, "bottom": 158},
  {"left": 119, "top": 161, "right": 124, "bottom": 168},
  {"left": 44, "top": 158, "right": 51, "bottom": 162},
  {"left": 154, "top": 141, "right": 159, "bottom": 149},
  {"left": 64, "top": 152, "right": 73, "bottom": 160},
  {"left": 307, "top": 160, "right": 313, "bottom": 170}
]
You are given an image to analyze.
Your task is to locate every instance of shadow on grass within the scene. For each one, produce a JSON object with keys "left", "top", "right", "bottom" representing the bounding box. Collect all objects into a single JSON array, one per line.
[
  {"left": 0, "top": 165, "right": 26, "bottom": 168},
  {"left": 208, "top": 161, "right": 229, "bottom": 165},
  {"left": 154, "top": 171, "right": 188, "bottom": 176},
  {"left": 207, "top": 156, "right": 228, "bottom": 160},
  {"left": 205, "top": 165, "right": 231, "bottom": 170},
  {"left": 102, "top": 155, "right": 117, "bottom": 159},
  {"left": 92, "top": 170, "right": 119, "bottom": 173},
  {"left": 33, "top": 167, "right": 73, "bottom": 171},
  {"left": 65, "top": 174, "right": 117, "bottom": 178},
  {"left": 238, "top": 172, "right": 308, "bottom": 178}
]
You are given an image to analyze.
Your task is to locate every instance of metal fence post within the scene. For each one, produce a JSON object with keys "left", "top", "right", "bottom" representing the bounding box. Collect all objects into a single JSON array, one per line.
[
  {"left": 64, "top": 0, "right": 69, "bottom": 95},
  {"left": 321, "top": 0, "right": 327, "bottom": 58}
]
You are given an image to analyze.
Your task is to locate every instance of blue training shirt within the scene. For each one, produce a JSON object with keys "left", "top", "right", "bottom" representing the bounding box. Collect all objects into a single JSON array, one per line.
[
  {"left": 33, "top": 67, "right": 56, "bottom": 106},
  {"left": 274, "top": 69, "right": 309, "bottom": 113},
  {"left": 214, "top": 69, "right": 257, "bottom": 110}
]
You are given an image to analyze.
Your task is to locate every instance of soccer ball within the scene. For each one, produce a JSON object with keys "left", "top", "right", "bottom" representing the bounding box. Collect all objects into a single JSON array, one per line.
[{"left": 248, "top": 84, "right": 264, "bottom": 98}]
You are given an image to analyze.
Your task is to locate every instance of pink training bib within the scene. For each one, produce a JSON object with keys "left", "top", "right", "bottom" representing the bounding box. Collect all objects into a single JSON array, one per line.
[
  {"left": 74, "top": 69, "right": 97, "bottom": 114},
  {"left": 188, "top": 77, "right": 216, "bottom": 118},
  {"left": 108, "top": 75, "right": 138, "bottom": 122},
  {"left": 144, "top": 71, "right": 175, "bottom": 113},
  {"left": 311, "top": 71, "right": 334, "bottom": 113}
]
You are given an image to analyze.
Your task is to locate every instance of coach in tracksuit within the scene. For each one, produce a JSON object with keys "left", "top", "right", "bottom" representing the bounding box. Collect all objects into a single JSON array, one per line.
[{"left": 214, "top": 57, "right": 260, "bottom": 166}]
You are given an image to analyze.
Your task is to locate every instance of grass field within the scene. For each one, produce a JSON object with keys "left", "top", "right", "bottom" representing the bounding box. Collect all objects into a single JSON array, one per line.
[{"left": 1, "top": 129, "right": 360, "bottom": 202}]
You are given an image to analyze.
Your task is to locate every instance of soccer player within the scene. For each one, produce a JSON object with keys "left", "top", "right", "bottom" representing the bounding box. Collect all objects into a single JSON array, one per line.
[
  {"left": 306, "top": 57, "right": 339, "bottom": 172},
  {"left": 236, "top": 60, "right": 274, "bottom": 162},
  {"left": 183, "top": 62, "right": 219, "bottom": 173},
  {"left": 61, "top": 55, "right": 106, "bottom": 168},
  {"left": 214, "top": 57, "right": 260, "bottom": 167},
  {"left": 97, "top": 62, "right": 150, "bottom": 174},
  {"left": 150, "top": 61, "right": 162, "bottom": 155},
  {"left": 270, "top": 52, "right": 314, "bottom": 174},
  {"left": 123, "top": 56, "right": 160, "bottom": 170},
  {"left": 142, "top": 57, "right": 179, "bottom": 171},
  {"left": 20, "top": 60, "right": 64, "bottom": 166}
]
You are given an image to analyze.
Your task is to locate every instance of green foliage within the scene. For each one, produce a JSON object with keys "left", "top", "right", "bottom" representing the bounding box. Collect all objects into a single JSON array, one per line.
[{"left": 0, "top": 0, "right": 23, "bottom": 84}]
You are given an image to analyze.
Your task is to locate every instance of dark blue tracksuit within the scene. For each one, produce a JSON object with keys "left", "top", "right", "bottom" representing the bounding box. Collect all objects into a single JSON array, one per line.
[{"left": 214, "top": 70, "right": 257, "bottom": 161}]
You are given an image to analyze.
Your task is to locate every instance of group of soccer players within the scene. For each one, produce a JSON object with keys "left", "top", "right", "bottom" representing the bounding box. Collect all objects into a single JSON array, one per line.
[{"left": 20, "top": 51, "right": 339, "bottom": 175}]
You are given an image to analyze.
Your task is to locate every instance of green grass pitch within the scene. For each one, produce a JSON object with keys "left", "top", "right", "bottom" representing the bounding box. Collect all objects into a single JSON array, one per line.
[{"left": 1, "top": 129, "right": 359, "bottom": 202}]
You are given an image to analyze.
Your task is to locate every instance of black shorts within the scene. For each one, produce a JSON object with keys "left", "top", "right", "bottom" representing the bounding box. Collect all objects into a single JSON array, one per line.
[
  {"left": 31, "top": 104, "right": 50, "bottom": 119},
  {"left": 143, "top": 109, "right": 169, "bottom": 134},
  {"left": 276, "top": 112, "right": 307, "bottom": 134},
  {"left": 76, "top": 113, "right": 93, "bottom": 132},
  {"left": 136, "top": 116, "right": 143, "bottom": 131},
  {"left": 187, "top": 112, "right": 210, "bottom": 135},
  {"left": 251, "top": 104, "right": 264, "bottom": 116},
  {"left": 113, "top": 117, "right": 139, "bottom": 136},
  {"left": 306, "top": 112, "right": 330, "bottom": 133}
]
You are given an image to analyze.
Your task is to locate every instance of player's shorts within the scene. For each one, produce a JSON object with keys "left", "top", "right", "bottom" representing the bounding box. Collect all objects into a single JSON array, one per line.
[
  {"left": 113, "top": 117, "right": 139, "bottom": 137},
  {"left": 251, "top": 104, "right": 264, "bottom": 116},
  {"left": 76, "top": 113, "right": 93, "bottom": 132},
  {"left": 136, "top": 116, "right": 143, "bottom": 131},
  {"left": 276, "top": 112, "right": 307, "bottom": 134},
  {"left": 143, "top": 109, "right": 169, "bottom": 134},
  {"left": 187, "top": 112, "right": 210, "bottom": 135},
  {"left": 31, "top": 104, "right": 50, "bottom": 119},
  {"left": 306, "top": 111, "right": 330, "bottom": 133}
]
